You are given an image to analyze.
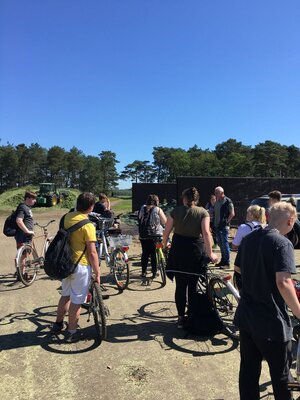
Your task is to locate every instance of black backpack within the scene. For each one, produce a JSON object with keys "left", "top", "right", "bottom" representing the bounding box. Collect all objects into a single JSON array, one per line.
[
  {"left": 185, "top": 291, "right": 223, "bottom": 336},
  {"left": 138, "top": 206, "right": 156, "bottom": 239},
  {"left": 44, "top": 215, "right": 92, "bottom": 280},
  {"left": 3, "top": 205, "right": 21, "bottom": 237}
]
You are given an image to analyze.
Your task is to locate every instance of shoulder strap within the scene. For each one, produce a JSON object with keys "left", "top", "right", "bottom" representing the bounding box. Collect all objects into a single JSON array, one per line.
[
  {"left": 67, "top": 219, "right": 91, "bottom": 233},
  {"left": 245, "top": 222, "right": 254, "bottom": 231}
]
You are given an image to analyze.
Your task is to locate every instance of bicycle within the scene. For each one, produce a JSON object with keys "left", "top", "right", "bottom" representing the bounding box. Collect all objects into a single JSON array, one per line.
[
  {"left": 144, "top": 235, "right": 168, "bottom": 287},
  {"left": 167, "top": 262, "right": 240, "bottom": 339},
  {"left": 89, "top": 212, "right": 131, "bottom": 291},
  {"left": 82, "top": 276, "right": 109, "bottom": 343},
  {"left": 15, "top": 220, "right": 55, "bottom": 286},
  {"left": 206, "top": 266, "right": 240, "bottom": 339}
]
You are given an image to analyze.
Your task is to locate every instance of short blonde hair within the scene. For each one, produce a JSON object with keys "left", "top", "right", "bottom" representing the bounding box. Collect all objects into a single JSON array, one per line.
[
  {"left": 269, "top": 201, "right": 297, "bottom": 224},
  {"left": 247, "top": 205, "right": 266, "bottom": 224}
]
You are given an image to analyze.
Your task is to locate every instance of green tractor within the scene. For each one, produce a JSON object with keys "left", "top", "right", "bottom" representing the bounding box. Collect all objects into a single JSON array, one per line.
[{"left": 36, "top": 183, "right": 68, "bottom": 207}]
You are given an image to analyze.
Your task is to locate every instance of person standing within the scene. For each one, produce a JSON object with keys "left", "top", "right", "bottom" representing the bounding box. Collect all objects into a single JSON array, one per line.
[
  {"left": 51, "top": 192, "right": 101, "bottom": 343},
  {"left": 234, "top": 202, "right": 299, "bottom": 400},
  {"left": 15, "top": 190, "right": 37, "bottom": 280},
  {"left": 93, "top": 193, "right": 113, "bottom": 218},
  {"left": 214, "top": 186, "right": 235, "bottom": 268},
  {"left": 205, "top": 194, "right": 217, "bottom": 247},
  {"left": 138, "top": 194, "right": 167, "bottom": 279},
  {"left": 266, "top": 190, "right": 282, "bottom": 222},
  {"left": 163, "top": 187, "right": 218, "bottom": 328}
]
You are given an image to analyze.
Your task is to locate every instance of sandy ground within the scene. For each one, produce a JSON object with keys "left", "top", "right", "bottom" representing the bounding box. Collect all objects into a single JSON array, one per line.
[{"left": 1, "top": 209, "right": 300, "bottom": 400}]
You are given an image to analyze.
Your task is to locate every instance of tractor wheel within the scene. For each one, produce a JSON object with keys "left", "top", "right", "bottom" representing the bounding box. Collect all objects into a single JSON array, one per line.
[{"left": 46, "top": 195, "right": 58, "bottom": 207}]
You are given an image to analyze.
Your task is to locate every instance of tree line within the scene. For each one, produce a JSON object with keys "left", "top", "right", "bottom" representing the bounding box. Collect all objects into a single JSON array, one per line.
[
  {"left": 0, "top": 143, "right": 118, "bottom": 193},
  {"left": 1, "top": 139, "right": 300, "bottom": 192},
  {"left": 120, "top": 139, "right": 300, "bottom": 183}
]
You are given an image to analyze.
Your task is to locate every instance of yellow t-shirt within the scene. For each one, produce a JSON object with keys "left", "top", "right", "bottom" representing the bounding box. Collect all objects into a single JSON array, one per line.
[{"left": 64, "top": 211, "right": 96, "bottom": 266}]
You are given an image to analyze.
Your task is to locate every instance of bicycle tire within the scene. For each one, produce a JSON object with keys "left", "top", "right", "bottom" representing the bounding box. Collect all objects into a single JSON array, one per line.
[
  {"left": 208, "top": 277, "right": 239, "bottom": 340},
  {"left": 157, "top": 255, "right": 166, "bottom": 287},
  {"left": 112, "top": 249, "right": 129, "bottom": 290},
  {"left": 16, "top": 244, "right": 38, "bottom": 286},
  {"left": 91, "top": 281, "right": 107, "bottom": 342}
]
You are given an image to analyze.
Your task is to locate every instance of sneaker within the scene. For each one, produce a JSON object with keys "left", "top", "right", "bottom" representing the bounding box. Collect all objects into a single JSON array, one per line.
[
  {"left": 177, "top": 316, "right": 185, "bottom": 329},
  {"left": 64, "top": 330, "right": 83, "bottom": 343},
  {"left": 219, "top": 264, "right": 230, "bottom": 269},
  {"left": 140, "top": 273, "right": 146, "bottom": 279},
  {"left": 214, "top": 261, "right": 225, "bottom": 268},
  {"left": 50, "top": 321, "right": 65, "bottom": 334}
]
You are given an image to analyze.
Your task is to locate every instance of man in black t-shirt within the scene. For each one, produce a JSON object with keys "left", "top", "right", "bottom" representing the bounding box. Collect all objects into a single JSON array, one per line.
[
  {"left": 15, "top": 191, "right": 37, "bottom": 247},
  {"left": 14, "top": 191, "right": 37, "bottom": 280},
  {"left": 234, "top": 202, "right": 300, "bottom": 400}
]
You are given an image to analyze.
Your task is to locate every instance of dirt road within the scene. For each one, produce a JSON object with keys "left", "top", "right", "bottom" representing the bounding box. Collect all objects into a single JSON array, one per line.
[{"left": 1, "top": 210, "right": 299, "bottom": 400}]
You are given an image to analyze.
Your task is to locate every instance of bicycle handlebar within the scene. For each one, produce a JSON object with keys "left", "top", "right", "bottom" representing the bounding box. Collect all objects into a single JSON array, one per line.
[{"left": 34, "top": 220, "right": 55, "bottom": 229}]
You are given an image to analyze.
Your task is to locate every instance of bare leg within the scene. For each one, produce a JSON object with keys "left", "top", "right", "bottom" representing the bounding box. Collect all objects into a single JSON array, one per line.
[
  {"left": 68, "top": 303, "right": 81, "bottom": 331},
  {"left": 56, "top": 296, "right": 71, "bottom": 323}
]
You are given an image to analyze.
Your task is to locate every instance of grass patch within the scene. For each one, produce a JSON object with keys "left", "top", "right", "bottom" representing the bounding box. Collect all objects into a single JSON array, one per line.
[{"left": 110, "top": 197, "right": 132, "bottom": 214}]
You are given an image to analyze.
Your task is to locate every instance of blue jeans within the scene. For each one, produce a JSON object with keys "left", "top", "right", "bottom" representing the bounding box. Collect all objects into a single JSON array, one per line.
[{"left": 216, "top": 227, "right": 230, "bottom": 264}]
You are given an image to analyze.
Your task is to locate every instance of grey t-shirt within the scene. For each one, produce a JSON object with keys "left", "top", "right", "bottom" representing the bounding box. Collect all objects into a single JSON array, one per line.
[
  {"left": 214, "top": 197, "right": 233, "bottom": 228},
  {"left": 234, "top": 228, "right": 296, "bottom": 342}
]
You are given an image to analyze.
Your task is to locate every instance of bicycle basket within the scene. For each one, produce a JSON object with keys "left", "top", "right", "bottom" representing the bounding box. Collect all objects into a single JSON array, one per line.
[
  {"left": 89, "top": 215, "right": 114, "bottom": 230},
  {"left": 107, "top": 234, "right": 132, "bottom": 248}
]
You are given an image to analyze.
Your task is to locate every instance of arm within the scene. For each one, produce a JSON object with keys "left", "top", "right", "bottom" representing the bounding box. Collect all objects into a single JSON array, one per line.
[
  {"left": 276, "top": 272, "right": 300, "bottom": 320},
  {"left": 163, "top": 216, "right": 174, "bottom": 248},
  {"left": 158, "top": 208, "right": 167, "bottom": 226},
  {"left": 201, "top": 216, "right": 218, "bottom": 263},
  {"left": 86, "top": 241, "right": 101, "bottom": 284},
  {"left": 227, "top": 205, "right": 235, "bottom": 224},
  {"left": 16, "top": 217, "right": 34, "bottom": 236}
]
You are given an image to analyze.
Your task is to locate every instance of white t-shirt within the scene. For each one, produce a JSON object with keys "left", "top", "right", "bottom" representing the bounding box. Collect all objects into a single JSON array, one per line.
[{"left": 232, "top": 221, "right": 261, "bottom": 246}]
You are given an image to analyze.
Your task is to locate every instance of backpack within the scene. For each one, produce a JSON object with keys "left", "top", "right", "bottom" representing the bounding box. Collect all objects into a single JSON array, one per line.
[
  {"left": 185, "top": 291, "right": 223, "bottom": 336},
  {"left": 3, "top": 205, "right": 21, "bottom": 237},
  {"left": 44, "top": 215, "right": 92, "bottom": 280},
  {"left": 138, "top": 206, "right": 156, "bottom": 239}
]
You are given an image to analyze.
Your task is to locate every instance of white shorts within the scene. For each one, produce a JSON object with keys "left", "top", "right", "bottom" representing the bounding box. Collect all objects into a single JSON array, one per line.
[{"left": 61, "top": 264, "right": 92, "bottom": 305}]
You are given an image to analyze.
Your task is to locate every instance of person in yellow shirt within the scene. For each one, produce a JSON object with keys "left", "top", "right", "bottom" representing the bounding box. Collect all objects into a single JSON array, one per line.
[{"left": 51, "top": 192, "right": 100, "bottom": 343}]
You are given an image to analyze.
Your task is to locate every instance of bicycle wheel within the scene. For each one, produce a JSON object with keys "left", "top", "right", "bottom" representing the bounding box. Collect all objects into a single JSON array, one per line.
[
  {"left": 208, "top": 277, "right": 239, "bottom": 340},
  {"left": 91, "top": 281, "right": 107, "bottom": 342},
  {"left": 157, "top": 255, "right": 166, "bottom": 287},
  {"left": 112, "top": 249, "right": 129, "bottom": 290},
  {"left": 16, "top": 244, "right": 38, "bottom": 286}
]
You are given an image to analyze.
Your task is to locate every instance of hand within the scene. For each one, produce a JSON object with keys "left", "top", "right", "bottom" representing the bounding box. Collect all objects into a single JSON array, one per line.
[
  {"left": 94, "top": 274, "right": 101, "bottom": 285},
  {"left": 27, "top": 230, "right": 35, "bottom": 236},
  {"left": 209, "top": 252, "right": 219, "bottom": 264}
]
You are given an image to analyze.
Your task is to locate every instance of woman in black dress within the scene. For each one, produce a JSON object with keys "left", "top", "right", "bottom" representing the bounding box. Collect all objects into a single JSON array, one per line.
[{"left": 163, "top": 187, "right": 218, "bottom": 328}]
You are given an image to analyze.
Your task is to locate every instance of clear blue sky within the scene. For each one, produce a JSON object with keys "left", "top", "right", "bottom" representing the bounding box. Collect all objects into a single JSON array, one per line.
[{"left": 1, "top": 1, "right": 299, "bottom": 188}]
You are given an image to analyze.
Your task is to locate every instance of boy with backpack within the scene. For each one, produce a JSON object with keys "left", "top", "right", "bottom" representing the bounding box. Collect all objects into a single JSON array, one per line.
[
  {"left": 138, "top": 194, "right": 167, "bottom": 280},
  {"left": 51, "top": 192, "right": 100, "bottom": 343}
]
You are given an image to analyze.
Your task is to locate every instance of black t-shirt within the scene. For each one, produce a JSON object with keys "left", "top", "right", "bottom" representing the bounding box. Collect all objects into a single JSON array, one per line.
[
  {"left": 234, "top": 228, "right": 296, "bottom": 342},
  {"left": 15, "top": 203, "right": 34, "bottom": 242},
  {"left": 16, "top": 203, "right": 34, "bottom": 230},
  {"left": 93, "top": 202, "right": 113, "bottom": 219}
]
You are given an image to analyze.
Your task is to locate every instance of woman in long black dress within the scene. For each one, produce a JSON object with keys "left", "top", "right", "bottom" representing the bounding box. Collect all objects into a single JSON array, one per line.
[{"left": 163, "top": 187, "right": 218, "bottom": 328}]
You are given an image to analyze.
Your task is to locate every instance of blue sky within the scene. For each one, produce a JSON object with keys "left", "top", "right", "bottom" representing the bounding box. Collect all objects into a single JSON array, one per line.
[{"left": 1, "top": 1, "right": 299, "bottom": 188}]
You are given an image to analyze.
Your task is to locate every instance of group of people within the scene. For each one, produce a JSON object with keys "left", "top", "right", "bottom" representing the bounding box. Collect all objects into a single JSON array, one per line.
[
  {"left": 12, "top": 187, "right": 300, "bottom": 398},
  {"left": 138, "top": 187, "right": 300, "bottom": 399}
]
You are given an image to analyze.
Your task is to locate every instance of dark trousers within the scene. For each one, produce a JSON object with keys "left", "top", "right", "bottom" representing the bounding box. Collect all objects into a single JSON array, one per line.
[
  {"left": 140, "top": 239, "right": 157, "bottom": 275},
  {"left": 239, "top": 329, "right": 293, "bottom": 400},
  {"left": 174, "top": 273, "right": 199, "bottom": 316}
]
